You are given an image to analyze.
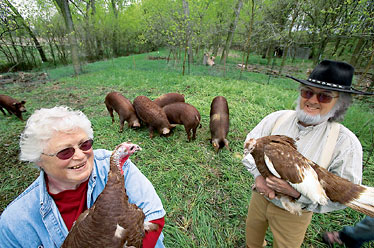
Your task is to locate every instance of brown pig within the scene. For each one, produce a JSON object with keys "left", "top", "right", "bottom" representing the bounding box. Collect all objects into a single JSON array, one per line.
[
  {"left": 153, "top": 92, "right": 185, "bottom": 107},
  {"left": 209, "top": 96, "right": 230, "bottom": 152},
  {"left": 163, "top": 102, "right": 201, "bottom": 142},
  {"left": 133, "top": 95, "right": 175, "bottom": 138},
  {"left": 0, "top": 94, "right": 26, "bottom": 121},
  {"left": 104, "top": 92, "right": 140, "bottom": 132}
]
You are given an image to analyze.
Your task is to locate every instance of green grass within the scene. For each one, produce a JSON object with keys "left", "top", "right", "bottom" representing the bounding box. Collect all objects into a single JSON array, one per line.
[{"left": 1, "top": 51, "right": 374, "bottom": 247}]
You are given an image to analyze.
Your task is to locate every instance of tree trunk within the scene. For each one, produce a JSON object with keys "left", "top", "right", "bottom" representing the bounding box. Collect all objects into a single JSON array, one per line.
[
  {"left": 8, "top": 31, "right": 21, "bottom": 62},
  {"left": 182, "top": 0, "right": 192, "bottom": 74},
  {"left": 90, "top": 0, "right": 103, "bottom": 59},
  {"left": 54, "top": 0, "right": 82, "bottom": 75},
  {"left": 111, "top": 0, "right": 120, "bottom": 57},
  {"left": 220, "top": 0, "right": 243, "bottom": 64},
  {"left": 47, "top": 36, "right": 57, "bottom": 66},
  {"left": 337, "top": 40, "right": 349, "bottom": 57},
  {"left": 313, "top": 36, "right": 328, "bottom": 66},
  {"left": 240, "top": 0, "right": 255, "bottom": 79},
  {"left": 5, "top": 0, "right": 48, "bottom": 63},
  {"left": 331, "top": 38, "right": 341, "bottom": 57},
  {"left": 356, "top": 40, "right": 369, "bottom": 69},
  {"left": 266, "top": 45, "right": 273, "bottom": 65},
  {"left": 279, "top": 4, "right": 298, "bottom": 74},
  {"left": 0, "top": 47, "right": 13, "bottom": 64},
  {"left": 0, "top": 36, "right": 16, "bottom": 63},
  {"left": 18, "top": 37, "right": 30, "bottom": 65},
  {"left": 357, "top": 42, "right": 374, "bottom": 89},
  {"left": 350, "top": 37, "right": 366, "bottom": 68},
  {"left": 212, "top": 42, "right": 220, "bottom": 57},
  {"left": 83, "top": 1, "right": 95, "bottom": 61}
]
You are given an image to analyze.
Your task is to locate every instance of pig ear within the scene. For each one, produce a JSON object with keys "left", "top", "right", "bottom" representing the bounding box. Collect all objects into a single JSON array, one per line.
[{"left": 21, "top": 100, "right": 26, "bottom": 104}]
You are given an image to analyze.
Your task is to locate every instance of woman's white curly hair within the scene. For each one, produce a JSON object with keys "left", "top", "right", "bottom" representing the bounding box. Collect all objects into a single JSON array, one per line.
[{"left": 20, "top": 106, "right": 93, "bottom": 163}]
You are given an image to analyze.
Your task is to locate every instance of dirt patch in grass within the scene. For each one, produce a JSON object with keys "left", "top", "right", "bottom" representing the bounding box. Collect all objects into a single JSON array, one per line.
[
  {"left": 0, "top": 72, "right": 49, "bottom": 88},
  {"left": 236, "top": 63, "right": 308, "bottom": 76}
]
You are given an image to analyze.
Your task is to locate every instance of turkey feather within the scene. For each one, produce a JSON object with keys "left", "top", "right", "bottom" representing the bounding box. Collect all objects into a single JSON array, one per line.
[{"left": 244, "top": 135, "right": 374, "bottom": 217}]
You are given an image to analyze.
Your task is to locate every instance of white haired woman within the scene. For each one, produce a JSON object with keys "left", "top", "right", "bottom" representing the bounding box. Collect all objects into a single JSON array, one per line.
[{"left": 0, "top": 106, "right": 165, "bottom": 248}]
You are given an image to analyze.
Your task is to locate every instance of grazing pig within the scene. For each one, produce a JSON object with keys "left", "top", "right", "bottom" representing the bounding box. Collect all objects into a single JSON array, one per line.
[
  {"left": 203, "top": 53, "right": 215, "bottom": 66},
  {"left": 133, "top": 95, "right": 175, "bottom": 138},
  {"left": 153, "top": 93, "right": 185, "bottom": 107},
  {"left": 104, "top": 92, "right": 140, "bottom": 132},
  {"left": 163, "top": 102, "right": 201, "bottom": 142},
  {"left": 209, "top": 96, "right": 230, "bottom": 152},
  {"left": 207, "top": 56, "right": 215, "bottom": 66},
  {"left": 0, "top": 94, "right": 26, "bottom": 121}
]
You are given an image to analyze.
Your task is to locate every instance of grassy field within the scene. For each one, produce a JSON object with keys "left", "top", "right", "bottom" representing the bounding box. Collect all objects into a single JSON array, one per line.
[{"left": 1, "top": 51, "right": 374, "bottom": 247}]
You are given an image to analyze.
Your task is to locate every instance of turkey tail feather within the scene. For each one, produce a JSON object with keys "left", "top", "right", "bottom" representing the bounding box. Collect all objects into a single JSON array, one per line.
[{"left": 346, "top": 186, "right": 374, "bottom": 217}]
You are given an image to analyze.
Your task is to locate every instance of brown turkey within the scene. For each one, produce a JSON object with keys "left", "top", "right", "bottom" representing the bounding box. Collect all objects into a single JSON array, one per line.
[
  {"left": 244, "top": 135, "right": 374, "bottom": 217},
  {"left": 61, "top": 142, "right": 158, "bottom": 248}
]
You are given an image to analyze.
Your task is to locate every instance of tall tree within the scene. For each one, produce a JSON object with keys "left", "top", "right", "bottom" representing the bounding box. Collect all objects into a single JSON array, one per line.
[
  {"left": 4, "top": 0, "right": 48, "bottom": 62},
  {"left": 182, "top": 0, "right": 192, "bottom": 74},
  {"left": 220, "top": 0, "right": 243, "bottom": 64},
  {"left": 89, "top": 0, "right": 103, "bottom": 59},
  {"left": 240, "top": 0, "right": 255, "bottom": 78},
  {"left": 110, "top": 0, "right": 121, "bottom": 57},
  {"left": 279, "top": 0, "right": 299, "bottom": 74},
  {"left": 54, "top": 0, "right": 82, "bottom": 75}
]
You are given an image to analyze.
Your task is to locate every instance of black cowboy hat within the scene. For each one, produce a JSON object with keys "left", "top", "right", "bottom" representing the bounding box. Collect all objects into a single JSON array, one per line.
[{"left": 287, "top": 60, "right": 374, "bottom": 95}]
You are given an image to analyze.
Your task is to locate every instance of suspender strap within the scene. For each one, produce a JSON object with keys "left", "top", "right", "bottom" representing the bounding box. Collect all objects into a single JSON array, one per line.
[
  {"left": 319, "top": 122, "right": 340, "bottom": 168},
  {"left": 271, "top": 111, "right": 296, "bottom": 134}
]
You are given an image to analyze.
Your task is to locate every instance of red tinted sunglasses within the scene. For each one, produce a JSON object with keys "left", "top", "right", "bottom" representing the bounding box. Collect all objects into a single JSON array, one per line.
[
  {"left": 300, "top": 89, "right": 338, "bottom": 103},
  {"left": 42, "top": 139, "right": 93, "bottom": 160}
]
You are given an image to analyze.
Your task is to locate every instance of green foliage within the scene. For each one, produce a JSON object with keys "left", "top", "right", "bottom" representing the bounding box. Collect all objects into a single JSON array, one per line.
[{"left": 1, "top": 51, "right": 374, "bottom": 247}]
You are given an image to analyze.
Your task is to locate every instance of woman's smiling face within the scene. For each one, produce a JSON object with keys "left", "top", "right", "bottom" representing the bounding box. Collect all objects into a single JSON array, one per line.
[{"left": 38, "top": 128, "right": 94, "bottom": 193}]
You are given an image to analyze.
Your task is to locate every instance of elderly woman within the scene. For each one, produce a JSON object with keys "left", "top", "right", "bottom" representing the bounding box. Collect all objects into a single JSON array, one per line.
[
  {"left": 242, "top": 60, "right": 373, "bottom": 248},
  {"left": 0, "top": 106, "right": 165, "bottom": 248}
]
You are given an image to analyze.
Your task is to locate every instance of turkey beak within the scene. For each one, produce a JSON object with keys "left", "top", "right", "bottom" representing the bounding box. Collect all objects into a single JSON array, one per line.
[
  {"left": 244, "top": 138, "right": 256, "bottom": 155},
  {"left": 130, "top": 144, "right": 142, "bottom": 152}
]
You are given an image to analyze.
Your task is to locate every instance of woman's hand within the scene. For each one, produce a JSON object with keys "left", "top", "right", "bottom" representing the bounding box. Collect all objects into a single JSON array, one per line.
[
  {"left": 254, "top": 176, "right": 276, "bottom": 199},
  {"left": 265, "top": 176, "right": 301, "bottom": 199}
]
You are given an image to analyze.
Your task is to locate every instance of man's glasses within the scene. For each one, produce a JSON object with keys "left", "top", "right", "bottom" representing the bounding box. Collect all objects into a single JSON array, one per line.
[
  {"left": 300, "top": 89, "right": 338, "bottom": 103},
  {"left": 42, "top": 139, "right": 93, "bottom": 160}
]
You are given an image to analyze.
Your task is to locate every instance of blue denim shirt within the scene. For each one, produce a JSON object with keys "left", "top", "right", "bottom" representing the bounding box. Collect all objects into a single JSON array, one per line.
[{"left": 0, "top": 149, "right": 166, "bottom": 248}]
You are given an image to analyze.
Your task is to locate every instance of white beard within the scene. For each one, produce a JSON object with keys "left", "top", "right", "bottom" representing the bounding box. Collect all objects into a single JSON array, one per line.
[{"left": 295, "top": 96, "right": 336, "bottom": 125}]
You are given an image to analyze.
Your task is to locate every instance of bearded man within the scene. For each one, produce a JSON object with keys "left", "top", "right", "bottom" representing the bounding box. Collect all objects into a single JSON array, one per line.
[{"left": 242, "top": 60, "right": 373, "bottom": 248}]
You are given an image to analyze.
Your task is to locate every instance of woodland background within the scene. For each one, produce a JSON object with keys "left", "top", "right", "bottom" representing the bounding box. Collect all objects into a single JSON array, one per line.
[{"left": 0, "top": 0, "right": 373, "bottom": 85}]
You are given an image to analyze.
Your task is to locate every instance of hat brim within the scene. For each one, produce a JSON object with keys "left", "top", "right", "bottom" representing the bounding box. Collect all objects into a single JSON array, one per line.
[{"left": 286, "top": 75, "right": 374, "bottom": 95}]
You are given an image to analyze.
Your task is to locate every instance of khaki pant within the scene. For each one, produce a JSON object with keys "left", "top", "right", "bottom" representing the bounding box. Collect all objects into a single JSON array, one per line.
[{"left": 245, "top": 191, "right": 313, "bottom": 248}]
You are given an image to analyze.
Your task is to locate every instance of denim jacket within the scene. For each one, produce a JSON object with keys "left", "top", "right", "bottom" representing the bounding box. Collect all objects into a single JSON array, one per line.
[{"left": 0, "top": 149, "right": 166, "bottom": 248}]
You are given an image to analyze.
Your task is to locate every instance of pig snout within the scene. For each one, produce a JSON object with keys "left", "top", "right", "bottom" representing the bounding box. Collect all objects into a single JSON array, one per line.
[
  {"left": 131, "top": 120, "right": 141, "bottom": 127},
  {"left": 161, "top": 127, "right": 170, "bottom": 135}
]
